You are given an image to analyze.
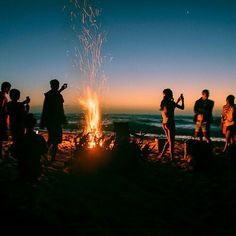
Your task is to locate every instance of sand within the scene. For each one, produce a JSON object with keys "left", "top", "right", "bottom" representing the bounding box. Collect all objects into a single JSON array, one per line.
[{"left": 0, "top": 132, "right": 236, "bottom": 235}]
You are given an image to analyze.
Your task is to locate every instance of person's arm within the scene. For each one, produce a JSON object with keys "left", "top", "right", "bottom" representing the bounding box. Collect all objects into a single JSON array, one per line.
[
  {"left": 59, "top": 83, "right": 67, "bottom": 93},
  {"left": 22, "top": 97, "right": 30, "bottom": 113},
  {"left": 194, "top": 100, "right": 199, "bottom": 114},
  {"left": 175, "top": 94, "right": 184, "bottom": 110}
]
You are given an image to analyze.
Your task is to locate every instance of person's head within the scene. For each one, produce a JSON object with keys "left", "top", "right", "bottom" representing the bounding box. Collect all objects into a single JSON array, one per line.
[
  {"left": 9, "top": 89, "right": 20, "bottom": 102},
  {"left": 163, "top": 88, "right": 173, "bottom": 101},
  {"left": 25, "top": 113, "right": 37, "bottom": 130},
  {"left": 202, "top": 89, "right": 209, "bottom": 100},
  {"left": 1, "top": 82, "right": 11, "bottom": 93},
  {"left": 226, "top": 95, "right": 235, "bottom": 106},
  {"left": 50, "top": 79, "right": 60, "bottom": 90}
]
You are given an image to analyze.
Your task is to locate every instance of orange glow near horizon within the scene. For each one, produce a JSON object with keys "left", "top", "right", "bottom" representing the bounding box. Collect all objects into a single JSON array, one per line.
[{"left": 27, "top": 72, "right": 235, "bottom": 115}]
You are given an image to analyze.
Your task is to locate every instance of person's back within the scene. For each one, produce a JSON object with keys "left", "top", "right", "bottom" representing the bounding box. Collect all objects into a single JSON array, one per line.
[
  {"left": 41, "top": 89, "right": 65, "bottom": 126},
  {"left": 40, "top": 79, "right": 67, "bottom": 161},
  {"left": 19, "top": 114, "right": 47, "bottom": 181},
  {"left": 7, "top": 101, "right": 25, "bottom": 129},
  {"left": 161, "top": 99, "right": 175, "bottom": 124},
  {"left": 7, "top": 89, "right": 29, "bottom": 144},
  {"left": 21, "top": 132, "right": 47, "bottom": 180}
]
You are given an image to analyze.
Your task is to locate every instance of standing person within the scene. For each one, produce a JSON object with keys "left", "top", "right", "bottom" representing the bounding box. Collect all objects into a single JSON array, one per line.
[
  {"left": 7, "top": 89, "right": 30, "bottom": 158},
  {"left": 221, "top": 95, "right": 236, "bottom": 152},
  {"left": 159, "top": 88, "right": 184, "bottom": 160},
  {"left": 0, "top": 82, "right": 11, "bottom": 160},
  {"left": 40, "top": 80, "right": 67, "bottom": 161},
  {"left": 194, "top": 89, "right": 214, "bottom": 143}
]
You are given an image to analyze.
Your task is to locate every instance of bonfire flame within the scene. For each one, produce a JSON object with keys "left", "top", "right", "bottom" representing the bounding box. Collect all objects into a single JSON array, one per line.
[
  {"left": 69, "top": 0, "right": 107, "bottom": 149},
  {"left": 80, "top": 87, "right": 101, "bottom": 149}
]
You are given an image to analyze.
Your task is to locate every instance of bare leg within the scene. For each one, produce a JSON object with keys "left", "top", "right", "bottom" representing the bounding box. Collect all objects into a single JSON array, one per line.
[
  {"left": 195, "top": 131, "right": 202, "bottom": 141},
  {"left": 230, "top": 131, "right": 234, "bottom": 145},
  {"left": 160, "top": 124, "right": 173, "bottom": 161},
  {"left": 223, "top": 130, "right": 231, "bottom": 152},
  {"left": 159, "top": 141, "right": 169, "bottom": 158},
  {"left": 203, "top": 132, "right": 210, "bottom": 143},
  {"left": 159, "top": 125, "right": 169, "bottom": 158},
  {"left": 169, "top": 131, "right": 175, "bottom": 160}
]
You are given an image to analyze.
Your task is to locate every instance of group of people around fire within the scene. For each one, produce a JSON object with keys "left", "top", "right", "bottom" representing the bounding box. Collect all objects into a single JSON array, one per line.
[
  {"left": 0, "top": 80, "right": 67, "bottom": 182},
  {"left": 160, "top": 88, "right": 236, "bottom": 159},
  {"left": 0, "top": 79, "right": 236, "bottom": 182}
]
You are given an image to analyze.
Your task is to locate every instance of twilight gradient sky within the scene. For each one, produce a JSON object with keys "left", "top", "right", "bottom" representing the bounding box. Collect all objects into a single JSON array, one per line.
[{"left": 0, "top": 0, "right": 236, "bottom": 114}]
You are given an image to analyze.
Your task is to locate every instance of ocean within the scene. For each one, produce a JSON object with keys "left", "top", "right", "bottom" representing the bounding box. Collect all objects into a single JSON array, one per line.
[{"left": 33, "top": 113, "right": 224, "bottom": 142}]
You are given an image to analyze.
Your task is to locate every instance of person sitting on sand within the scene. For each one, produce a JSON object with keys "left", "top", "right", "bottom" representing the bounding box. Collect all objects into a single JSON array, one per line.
[
  {"left": 159, "top": 88, "right": 184, "bottom": 160},
  {"left": 7, "top": 89, "right": 30, "bottom": 158},
  {"left": 19, "top": 114, "right": 47, "bottom": 182},
  {"left": 194, "top": 89, "right": 214, "bottom": 143},
  {"left": 0, "top": 82, "right": 11, "bottom": 160},
  {"left": 221, "top": 95, "right": 236, "bottom": 152},
  {"left": 40, "top": 80, "right": 67, "bottom": 161}
]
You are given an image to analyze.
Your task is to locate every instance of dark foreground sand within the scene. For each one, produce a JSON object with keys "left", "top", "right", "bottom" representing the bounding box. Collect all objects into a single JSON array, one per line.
[{"left": 0, "top": 132, "right": 236, "bottom": 235}]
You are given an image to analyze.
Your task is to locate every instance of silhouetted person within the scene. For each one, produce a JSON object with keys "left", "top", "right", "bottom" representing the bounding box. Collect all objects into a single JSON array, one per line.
[
  {"left": 0, "top": 82, "right": 11, "bottom": 160},
  {"left": 7, "top": 89, "right": 30, "bottom": 157},
  {"left": 40, "top": 80, "right": 67, "bottom": 161},
  {"left": 194, "top": 89, "right": 214, "bottom": 143},
  {"left": 159, "top": 89, "right": 184, "bottom": 160},
  {"left": 221, "top": 95, "right": 236, "bottom": 152},
  {"left": 19, "top": 114, "right": 47, "bottom": 182}
]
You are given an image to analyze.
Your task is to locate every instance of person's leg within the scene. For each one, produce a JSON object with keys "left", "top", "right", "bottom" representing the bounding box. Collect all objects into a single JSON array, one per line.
[
  {"left": 223, "top": 129, "right": 231, "bottom": 152},
  {"left": 47, "top": 127, "right": 54, "bottom": 161},
  {"left": 163, "top": 124, "right": 173, "bottom": 160},
  {"left": 229, "top": 128, "right": 234, "bottom": 145},
  {"left": 159, "top": 124, "right": 170, "bottom": 158},
  {"left": 202, "top": 123, "right": 210, "bottom": 143},
  {"left": 169, "top": 124, "right": 175, "bottom": 160},
  {"left": 195, "top": 122, "right": 202, "bottom": 141},
  {"left": 47, "top": 125, "right": 62, "bottom": 161},
  {"left": 50, "top": 143, "right": 58, "bottom": 161}
]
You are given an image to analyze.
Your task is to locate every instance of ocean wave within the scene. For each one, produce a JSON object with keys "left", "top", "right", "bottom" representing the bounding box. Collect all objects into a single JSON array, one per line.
[{"left": 34, "top": 113, "right": 223, "bottom": 140}]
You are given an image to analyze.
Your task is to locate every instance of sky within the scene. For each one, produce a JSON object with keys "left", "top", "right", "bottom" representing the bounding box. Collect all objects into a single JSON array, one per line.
[{"left": 0, "top": 0, "right": 236, "bottom": 114}]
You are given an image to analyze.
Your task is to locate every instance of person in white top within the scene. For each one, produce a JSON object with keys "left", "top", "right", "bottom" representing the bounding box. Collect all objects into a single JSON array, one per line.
[{"left": 221, "top": 95, "right": 236, "bottom": 152}]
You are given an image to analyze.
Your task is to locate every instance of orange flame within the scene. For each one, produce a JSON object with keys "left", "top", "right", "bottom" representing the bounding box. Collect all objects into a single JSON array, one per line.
[{"left": 80, "top": 87, "right": 101, "bottom": 148}]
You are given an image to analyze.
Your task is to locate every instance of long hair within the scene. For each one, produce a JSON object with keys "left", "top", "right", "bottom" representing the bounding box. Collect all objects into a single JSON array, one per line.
[
  {"left": 160, "top": 88, "right": 173, "bottom": 110},
  {"left": 226, "top": 95, "right": 235, "bottom": 106}
]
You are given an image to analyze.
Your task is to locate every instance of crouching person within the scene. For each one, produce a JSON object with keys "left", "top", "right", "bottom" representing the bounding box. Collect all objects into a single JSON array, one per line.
[{"left": 19, "top": 114, "right": 47, "bottom": 182}]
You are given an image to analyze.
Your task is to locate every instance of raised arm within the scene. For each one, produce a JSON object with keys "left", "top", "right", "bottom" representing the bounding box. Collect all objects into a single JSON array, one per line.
[
  {"left": 175, "top": 94, "right": 184, "bottom": 110},
  {"left": 59, "top": 83, "right": 67, "bottom": 93}
]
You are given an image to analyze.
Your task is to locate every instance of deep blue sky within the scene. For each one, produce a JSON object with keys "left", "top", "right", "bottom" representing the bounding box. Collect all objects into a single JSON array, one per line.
[{"left": 0, "top": 0, "right": 236, "bottom": 113}]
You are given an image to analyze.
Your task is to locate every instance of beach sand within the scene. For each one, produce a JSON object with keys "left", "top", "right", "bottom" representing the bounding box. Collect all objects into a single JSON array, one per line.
[{"left": 0, "top": 132, "right": 235, "bottom": 235}]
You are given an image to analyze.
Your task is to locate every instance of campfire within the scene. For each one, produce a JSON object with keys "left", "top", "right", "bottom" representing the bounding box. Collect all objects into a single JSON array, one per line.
[{"left": 79, "top": 88, "right": 102, "bottom": 149}]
